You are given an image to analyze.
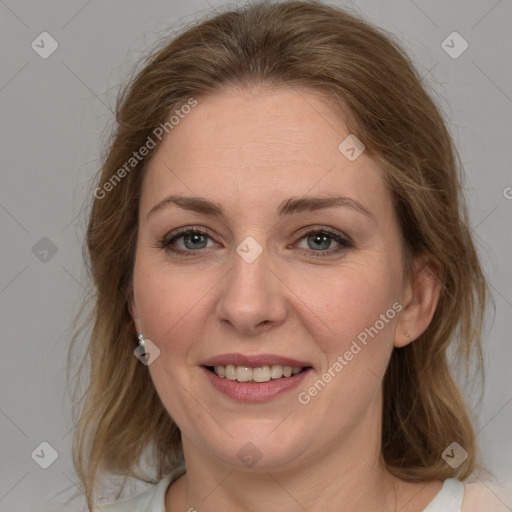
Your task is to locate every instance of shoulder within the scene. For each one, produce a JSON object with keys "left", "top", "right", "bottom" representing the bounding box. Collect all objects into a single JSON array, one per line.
[
  {"left": 461, "top": 478, "right": 512, "bottom": 512},
  {"left": 93, "top": 466, "right": 186, "bottom": 512},
  {"left": 418, "top": 476, "right": 512, "bottom": 512},
  {"left": 422, "top": 478, "right": 464, "bottom": 512}
]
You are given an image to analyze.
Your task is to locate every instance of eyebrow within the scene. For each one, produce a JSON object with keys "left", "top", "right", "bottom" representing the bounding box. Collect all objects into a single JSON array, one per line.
[{"left": 147, "top": 194, "right": 373, "bottom": 220}]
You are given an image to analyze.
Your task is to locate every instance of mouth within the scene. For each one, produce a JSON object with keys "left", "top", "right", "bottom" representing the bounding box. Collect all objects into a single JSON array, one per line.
[
  {"left": 204, "top": 364, "right": 309, "bottom": 382},
  {"left": 200, "top": 353, "right": 313, "bottom": 402}
]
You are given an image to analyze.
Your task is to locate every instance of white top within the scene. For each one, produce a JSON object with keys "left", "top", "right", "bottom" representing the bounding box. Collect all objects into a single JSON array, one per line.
[{"left": 94, "top": 468, "right": 464, "bottom": 512}]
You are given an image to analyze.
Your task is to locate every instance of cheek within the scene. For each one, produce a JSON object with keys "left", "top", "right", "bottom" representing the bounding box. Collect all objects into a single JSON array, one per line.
[
  {"left": 133, "top": 254, "right": 215, "bottom": 348},
  {"left": 295, "top": 262, "right": 399, "bottom": 343},
  {"left": 132, "top": 257, "right": 213, "bottom": 425},
  {"left": 291, "top": 266, "right": 400, "bottom": 426},
  {"left": 289, "top": 265, "right": 402, "bottom": 408}
]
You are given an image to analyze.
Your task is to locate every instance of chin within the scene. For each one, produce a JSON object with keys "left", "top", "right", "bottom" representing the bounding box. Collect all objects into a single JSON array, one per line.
[{"left": 201, "top": 424, "right": 308, "bottom": 472}]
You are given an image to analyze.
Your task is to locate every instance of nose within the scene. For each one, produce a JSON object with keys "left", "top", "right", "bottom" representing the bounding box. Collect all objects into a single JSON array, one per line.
[{"left": 215, "top": 246, "right": 287, "bottom": 335}]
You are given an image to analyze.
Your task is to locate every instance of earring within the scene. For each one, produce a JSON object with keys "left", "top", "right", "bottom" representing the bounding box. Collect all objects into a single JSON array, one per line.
[
  {"left": 134, "top": 333, "right": 160, "bottom": 365},
  {"left": 404, "top": 330, "right": 411, "bottom": 338}
]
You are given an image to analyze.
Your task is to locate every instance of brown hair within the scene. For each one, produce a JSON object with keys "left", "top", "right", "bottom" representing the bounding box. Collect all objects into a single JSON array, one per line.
[{"left": 70, "top": 1, "right": 489, "bottom": 508}]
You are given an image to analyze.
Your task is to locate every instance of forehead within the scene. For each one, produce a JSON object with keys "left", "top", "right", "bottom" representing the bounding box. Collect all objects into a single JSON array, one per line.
[{"left": 141, "top": 86, "right": 389, "bottom": 218}]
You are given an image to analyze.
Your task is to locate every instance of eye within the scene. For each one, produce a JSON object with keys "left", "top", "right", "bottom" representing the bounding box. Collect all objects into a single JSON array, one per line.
[
  {"left": 157, "top": 227, "right": 218, "bottom": 256},
  {"left": 157, "top": 226, "right": 353, "bottom": 258},
  {"left": 294, "top": 227, "right": 353, "bottom": 257}
]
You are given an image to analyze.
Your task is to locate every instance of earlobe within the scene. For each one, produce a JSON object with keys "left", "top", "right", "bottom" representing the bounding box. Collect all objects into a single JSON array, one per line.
[{"left": 394, "top": 258, "right": 442, "bottom": 348}]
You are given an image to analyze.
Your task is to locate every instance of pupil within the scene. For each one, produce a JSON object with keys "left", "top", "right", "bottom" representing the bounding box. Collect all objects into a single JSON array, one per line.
[
  {"left": 309, "top": 234, "right": 330, "bottom": 250},
  {"left": 185, "top": 233, "right": 207, "bottom": 250}
]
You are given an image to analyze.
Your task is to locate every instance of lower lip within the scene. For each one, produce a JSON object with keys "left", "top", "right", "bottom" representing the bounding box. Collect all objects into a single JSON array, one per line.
[{"left": 202, "top": 366, "right": 312, "bottom": 402}]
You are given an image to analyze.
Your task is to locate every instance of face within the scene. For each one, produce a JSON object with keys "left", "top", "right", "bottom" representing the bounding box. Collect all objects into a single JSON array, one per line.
[{"left": 131, "top": 86, "right": 410, "bottom": 472}]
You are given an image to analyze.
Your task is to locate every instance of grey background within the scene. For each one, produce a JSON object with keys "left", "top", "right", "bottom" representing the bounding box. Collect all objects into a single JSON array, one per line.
[{"left": 1, "top": 0, "right": 511, "bottom": 510}]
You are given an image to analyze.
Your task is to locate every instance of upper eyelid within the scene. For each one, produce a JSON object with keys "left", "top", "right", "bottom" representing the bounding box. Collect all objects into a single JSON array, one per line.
[
  {"left": 162, "top": 225, "right": 348, "bottom": 239},
  {"left": 162, "top": 227, "right": 215, "bottom": 245},
  {"left": 293, "top": 225, "right": 351, "bottom": 240}
]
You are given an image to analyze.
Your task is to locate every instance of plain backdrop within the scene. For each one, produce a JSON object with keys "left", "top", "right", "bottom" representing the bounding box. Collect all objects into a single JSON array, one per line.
[{"left": 0, "top": 0, "right": 511, "bottom": 510}]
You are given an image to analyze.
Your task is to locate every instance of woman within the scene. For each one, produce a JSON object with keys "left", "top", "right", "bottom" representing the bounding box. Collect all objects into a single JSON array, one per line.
[{"left": 72, "top": 1, "right": 491, "bottom": 510}]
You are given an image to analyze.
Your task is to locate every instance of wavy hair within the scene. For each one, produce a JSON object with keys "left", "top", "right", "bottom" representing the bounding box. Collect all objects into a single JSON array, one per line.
[{"left": 70, "top": 1, "right": 489, "bottom": 509}]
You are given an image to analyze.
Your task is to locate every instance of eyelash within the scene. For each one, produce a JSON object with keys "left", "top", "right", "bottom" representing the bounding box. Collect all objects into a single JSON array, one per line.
[{"left": 156, "top": 226, "right": 353, "bottom": 258}]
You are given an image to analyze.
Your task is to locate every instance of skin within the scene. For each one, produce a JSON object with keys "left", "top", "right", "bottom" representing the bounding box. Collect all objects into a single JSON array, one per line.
[{"left": 130, "top": 86, "right": 444, "bottom": 511}]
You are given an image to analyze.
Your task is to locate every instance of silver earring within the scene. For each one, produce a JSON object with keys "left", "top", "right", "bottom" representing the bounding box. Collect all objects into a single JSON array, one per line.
[
  {"left": 405, "top": 330, "right": 411, "bottom": 338},
  {"left": 137, "top": 333, "right": 145, "bottom": 349}
]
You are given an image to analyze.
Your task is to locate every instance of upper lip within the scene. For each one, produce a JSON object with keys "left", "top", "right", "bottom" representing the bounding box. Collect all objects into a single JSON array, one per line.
[{"left": 201, "top": 353, "right": 312, "bottom": 368}]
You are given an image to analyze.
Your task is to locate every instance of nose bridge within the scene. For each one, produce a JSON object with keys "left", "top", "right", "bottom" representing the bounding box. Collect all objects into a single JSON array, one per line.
[{"left": 216, "top": 238, "right": 286, "bottom": 333}]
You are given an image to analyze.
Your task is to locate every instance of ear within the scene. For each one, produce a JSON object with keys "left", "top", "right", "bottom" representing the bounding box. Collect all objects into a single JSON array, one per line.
[
  {"left": 129, "top": 298, "right": 142, "bottom": 334},
  {"left": 394, "top": 256, "right": 442, "bottom": 348}
]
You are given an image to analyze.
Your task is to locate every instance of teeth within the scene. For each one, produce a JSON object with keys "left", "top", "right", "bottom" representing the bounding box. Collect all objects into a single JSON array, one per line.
[
  {"left": 213, "top": 364, "right": 304, "bottom": 381},
  {"left": 225, "top": 364, "right": 236, "bottom": 380},
  {"left": 270, "top": 364, "right": 283, "bottom": 379},
  {"left": 253, "top": 366, "right": 271, "bottom": 383},
  {"left": 236, "top": 366, "right": 252, "bottom": 382}
]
